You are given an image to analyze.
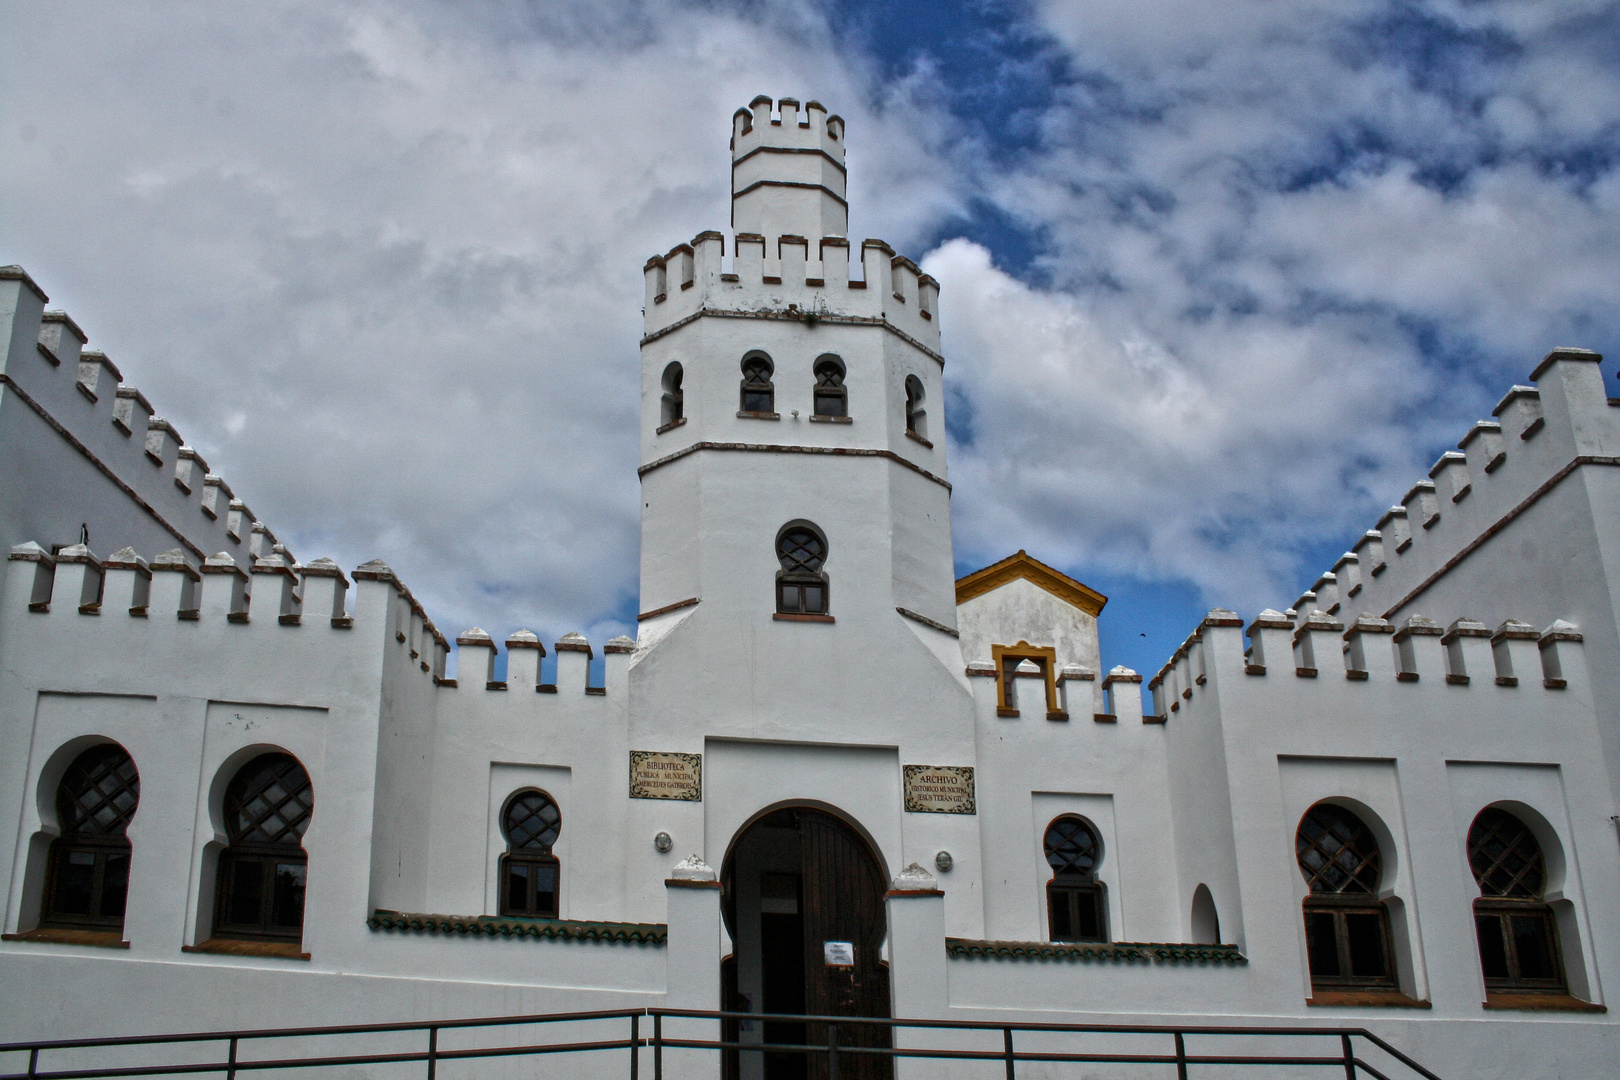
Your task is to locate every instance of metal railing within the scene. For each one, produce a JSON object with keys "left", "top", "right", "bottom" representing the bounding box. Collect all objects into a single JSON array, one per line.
[
  {"left": 0, "top": 1007, "right": 1443, "bottom": 1080},
  {"left": 650, "top": 1009, "right": 1444, "bottom": 1080},
  {"left": 0, "top": 1009, "right": 644, "bottom": 1080}
]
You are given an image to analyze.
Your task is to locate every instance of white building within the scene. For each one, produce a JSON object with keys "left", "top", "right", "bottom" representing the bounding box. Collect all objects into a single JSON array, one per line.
[{"left": 0, "top": 97, "right": 1615, "bottom": 1079}]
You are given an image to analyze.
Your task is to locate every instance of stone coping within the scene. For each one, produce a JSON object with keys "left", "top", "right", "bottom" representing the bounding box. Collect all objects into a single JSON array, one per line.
[
  {"left": 946, "top": 938, "right": 1247, "bottom": 967},
  {"left": 368, "top": 910, "right": 666, "bottom": 946}
]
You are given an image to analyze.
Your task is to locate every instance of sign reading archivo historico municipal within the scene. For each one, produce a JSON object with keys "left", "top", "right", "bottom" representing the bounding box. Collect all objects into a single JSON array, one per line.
[
  {"left": 902, "top": 764, "right": 976, "bottom": 814},
  {"left": 629, "top": 751, "right": 702, "bottom": 801}
]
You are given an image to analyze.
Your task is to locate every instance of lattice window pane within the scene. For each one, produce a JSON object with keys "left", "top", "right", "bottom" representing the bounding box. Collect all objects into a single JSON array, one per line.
[
  {"left": 57, "top": 745, "right": 140, "bottom": 837},
  {"left": 226, "top": 754, "right": 313, "bottom": 846},
  {"left": 1296, "top": 804, "right": 1381, "bottom": 894},
  {"left": 1044, "top": 816, "right": 1100, "bottom": 880},
  {"left": 1467, "top": 808, "right": 1545, "bottom": 898},
  {"left": 777, "top": 529, "right": 826, "bottom": 574},
  {"left": 504, "top": 791, "right": 561, "bottom": 851}
]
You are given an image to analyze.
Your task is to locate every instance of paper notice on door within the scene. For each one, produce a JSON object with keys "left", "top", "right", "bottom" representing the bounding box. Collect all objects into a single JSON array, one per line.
[{"left": 823, "top": 941, "right": 855, "bottom": 967}]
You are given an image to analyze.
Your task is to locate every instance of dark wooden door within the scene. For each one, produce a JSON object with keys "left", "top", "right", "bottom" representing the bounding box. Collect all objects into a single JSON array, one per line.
[{"left": 799, "top": 812, "right": 892, "bottom": 1080}]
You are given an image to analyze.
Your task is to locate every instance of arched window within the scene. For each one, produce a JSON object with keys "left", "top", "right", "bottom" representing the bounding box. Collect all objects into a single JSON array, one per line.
[
  {"left": 1044, "top": 816, "right": 1107, "bottom": 942},
  {"left": 1296, "top": 803, "right": 1395, "bottom": 990},
  {"left": 775, "top": 523, "right": 829, "bottom": 615},
  {"left": 904, "top": 375, "right": 927, "bottom": 440},
  {"left": 739, "top": 354, "right": 774, "bottom": 415},
  {"left": 41, "top": 745, "right": 139, "bottom": 932},
  {"left": 1468, "top": 807, "right": 1566, "bottom": 994},
  {"left": 500, "top": 790, "right": 561, "bottom": 918},
  {"left": 214, "top": 753, "right": 312, "bottom": 942},
  {"left": 660, "top": 362, "right": 684, "bottom": 429},
  {"left": 813, "top": 355, "right": 846, "bottom": 418}
]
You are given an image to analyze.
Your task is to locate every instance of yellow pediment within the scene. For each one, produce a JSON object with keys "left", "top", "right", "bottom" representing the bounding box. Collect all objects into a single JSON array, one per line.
[{"left": 954, "top": 550, "right": 1108, "bottom": 617}]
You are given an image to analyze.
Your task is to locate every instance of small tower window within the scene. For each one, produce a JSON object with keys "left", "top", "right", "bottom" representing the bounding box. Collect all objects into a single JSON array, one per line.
[
  {"left": 1468, "top": 807, "right": 1566, "bottom": 995},
  {"left": 41, "top": 744, "right": 140, "bottom": 932},
  {"left": 660, "top": 362, "right": 684, "bottom": 429},
  {"left": 776, "top": 522, "right": 829, "bottom": 615},
  {"left": 904, "top": 375, "right": 927, "bottom": 440},
  {"left": 214, "top": 753, "right": 313, "bottom": 943},
  {"left": 1045, "top": 816, "right": 1106, "bottom": 942},
  {"left": 500, "top": 790, "right": 561, "bottom": 918},
  {"left": 813, "top": 356, "right": 846, "bottom": 418},
  {"left": 1296, "top": 803, "right": 1396, "bottom": 991},
  {"left": 740, "top": 354, "right": 775, "bottom": 415}
]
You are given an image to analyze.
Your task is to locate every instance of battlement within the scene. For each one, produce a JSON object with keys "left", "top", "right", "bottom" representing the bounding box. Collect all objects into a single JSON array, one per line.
[
  {"left": 641, "top": 231, "right": 940, "bottom": 355},
  {"left": 731, "top": 96, "right": 845, "bottom": 163},
  {"left": 1151, "top": 605, "right": 1588, "bottom": 709},
  {"left": 1282, "top": 349, "right": 1619, "bottom": 627},
  {"left": 731, "top": 96, "right": 848, "bottom": 253},
  {"left": 640, "top": 102, "right": 940, "bottom": 355},
  {"left": 0, "top": 265, "right": 284, "bottom": 569}
]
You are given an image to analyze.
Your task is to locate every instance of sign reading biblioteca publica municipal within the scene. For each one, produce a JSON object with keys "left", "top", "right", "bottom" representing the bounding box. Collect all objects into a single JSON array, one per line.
[
  {"left": 629, "top": 751, "right": 702, "bottom": 801},
  {"left": 902, "top": 764, "right": 976, "bottom": 814}
]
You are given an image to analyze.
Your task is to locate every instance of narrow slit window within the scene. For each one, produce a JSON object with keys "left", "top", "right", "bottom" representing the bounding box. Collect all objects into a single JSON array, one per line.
[
  {"left": 904, "top": 375, "right": 927, "bottom": 440},
  {"left": 660, "top": 362, "right": 684, "bottom": 428}
]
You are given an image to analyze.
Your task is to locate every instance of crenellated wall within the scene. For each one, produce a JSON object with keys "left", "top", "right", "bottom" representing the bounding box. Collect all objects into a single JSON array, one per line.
[
  {"left": 1266, "top": 346, "right": 1620, "bottom": 804},
  {"left": 1146, "top": 603, "right": 1618, "bottom": 1025},
  {"left": 0, "top": 265, "right": 285, "bottom": 573},
  {"left": 642, "top": 229, "right": 940, "bottom": 355}
]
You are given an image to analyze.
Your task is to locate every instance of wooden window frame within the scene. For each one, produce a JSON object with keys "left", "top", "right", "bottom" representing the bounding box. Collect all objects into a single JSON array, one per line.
[
  {"left": 40, "top": 745, "right": 139, "bottom": 933},
  {"left": 739, "top": 354, "right": 775, "bottom": 415},
  {"left": 498, "top": 789, "right": 562, "bottom": 919},
  {"left": 1043, "top": 815, "right": 1107, "bottom": 943},
  {"left": 991, "top": 642, "right": 1058, "bottom": 716},
  {"left": 1467, "top": 807, "right": 1569, "bottom": 996},
  {"left": 1296, "top": 803, "right": 1399, "bottom": 992},
  {"left": 1301, "top": 897, "right": 1398, "bottom": 990},
  {"left": 212, "top": 753, "right": 312, "bottom": 944},
  {"left": 499, "top": 852, "right": 561, "bottom": 919},
  {"left": 812, "top": 356, "right": 847, "bottom": 419},
  {"left": 775, "top": 523, "right": 829, "bottom": 616}
]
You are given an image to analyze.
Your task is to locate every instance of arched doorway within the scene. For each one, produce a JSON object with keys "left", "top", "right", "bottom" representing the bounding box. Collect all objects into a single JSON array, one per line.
[{"left": 721, "top": 806, "right": 891, "bottom": 1080}]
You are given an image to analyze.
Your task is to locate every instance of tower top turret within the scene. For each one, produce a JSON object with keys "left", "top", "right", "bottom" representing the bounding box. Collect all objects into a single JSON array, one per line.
[{"left": 731, "top": 96, "right": 848, "bottom": 241}]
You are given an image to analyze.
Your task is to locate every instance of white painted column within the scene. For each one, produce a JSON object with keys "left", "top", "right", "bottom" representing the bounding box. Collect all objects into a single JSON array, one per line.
[
  {"left": 885, "top": 863, "right": 947, "bottom": 1080},
  {"left": 664, "top": 856, "right": 722, "bottom": 1077}
]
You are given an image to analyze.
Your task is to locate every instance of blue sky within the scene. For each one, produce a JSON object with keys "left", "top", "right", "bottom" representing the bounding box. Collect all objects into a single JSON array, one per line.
[{"left": 3, "top": 0, "right": 1618, "bottom": 687}]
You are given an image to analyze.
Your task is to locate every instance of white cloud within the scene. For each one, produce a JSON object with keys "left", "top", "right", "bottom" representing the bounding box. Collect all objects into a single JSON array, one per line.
[
  {"left": 0, "top": 0, "right": 962, "bottom": 644},
  {"left": 3, "top": 0, "right": 1616, "bottom": 638},
  {"left": 931, "top": 0, "right": 1620, "bottom": 607}
]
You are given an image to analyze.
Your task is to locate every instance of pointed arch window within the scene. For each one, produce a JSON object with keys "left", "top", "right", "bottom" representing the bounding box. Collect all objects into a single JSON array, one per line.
[
  {"left": 660, "top": 362, "right": 684, "bottom": 430},
  {"left": 214, "top": 753, "right": 312, "bottom": 942},
  {"left": 739, "top": 354, "right": 775, "bottom": 415},
  {"left": 41, "top": 745, "right": 140, "bottom": 932},
  {"left": 1296, "top": 803, "right": 1396, "bottom": 990},
  {"left": 776, "top": 523, "right": 829, "bottom": 615},
  {"left": 1468, "top": 807, "right": 1566, "bottom": 994},
  {"left": 500, "top": 790, "right": 561, "bottom": 918},
  {"left": 1044, "top": 815, "right": 1107, "bottom": 942},
  {"left": 813, "top": 355, "right": 847, "bottom": 418}
]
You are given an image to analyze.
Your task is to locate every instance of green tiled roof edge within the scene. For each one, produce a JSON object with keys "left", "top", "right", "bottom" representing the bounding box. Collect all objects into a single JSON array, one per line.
[
  {"left": 946, "top": 938, "right": 1247, "bottom": 966},
  {"left": 369, "top": 910, "right": 667, "bottom": 946}
]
